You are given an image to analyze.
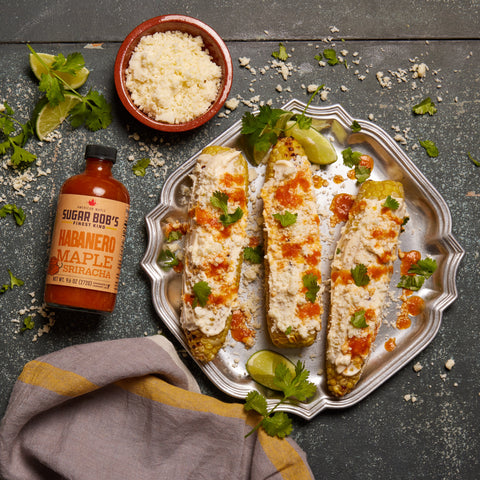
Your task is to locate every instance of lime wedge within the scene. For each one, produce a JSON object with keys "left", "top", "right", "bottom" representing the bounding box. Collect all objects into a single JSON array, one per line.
[
  {"left": 29, "top": 53, "right": 90, "bottom": 90},
  {"left": 285, "top": 121, "right": 337, "bottom": 165},
  {"left": 246, "top": 350, "right": 296, "bottom": 391},
  {"left": 33, "top": 93, "right": 81, "bottom": 140}
]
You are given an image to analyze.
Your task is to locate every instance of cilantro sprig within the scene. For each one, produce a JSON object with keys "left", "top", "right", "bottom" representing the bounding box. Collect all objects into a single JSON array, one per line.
[
  {"left": 303, "top": 273, "right": 320, "bottom": 303},
  {"left": 192, "top": 281, "right": 211, "bottom": 308},
  {"left": 412, "top": 97, "right": 437, "bottom": 116},
  {"left": 244, "top": 245, "right": 263, "bottom": 264},
  {"left": 316, "top": 48, "right": 340, "bottom": 66},
  {"left": 244, "top": 361, "right": 316, "bottom": 438},
  {"left": 350, "top": 120, "right": 362, "bottom": 132},
  {"left": 0, "top": 269, "right": 24, "bottom": 294},
  {"left": 397, "top": 257, "right": 437, "bottom": 291},
  {"left": 273, "top": 211, "right": 297, "bottom": 227},
  {"left": 420, "top": 139, "right": 439, "bottom": 158},
  {"left": 383, "top": 195, "right": 400, "bottom": 210},
  {"left": 341, "top": 147, "right": 371, "bottom": 183},
  {"left": 166, "top": 230, "right": 183, "bottom": 243},
  {"left": 28, "top": 45, "right": 112, "bottom": 132},
  {"left": 351, "top": 309, "right": 368, "bottom": 328},
  {"left": 0, "top": 102, "right": 36, "bottom": 167},
  {"left": 132, "top": 157, "right": 150, "bottom": 177},
  {"left": 351, "top": 264, "right": 370, "bottom": 287},
  {"left": 0, "top": 204, "right": 26, "bottom": 225},
  {"left": 157, "top": 248, "right": 179, "bottom": 271},
  {"left": 20, "top": 316, "right": 35, "bottom": 333},
  {"left": 210, "top": 191, "right": 244, "bottom": 227},
  {"left": 241, "top": 86, "right": 323, "bottom": 164},
  {"left": 272, "top": 43, "right": 288, "bottom": 61}
]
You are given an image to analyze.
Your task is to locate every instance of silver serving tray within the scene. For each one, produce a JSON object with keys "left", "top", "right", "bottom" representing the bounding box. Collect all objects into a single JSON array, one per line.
[{"left": 141, "top": 101, "right": 464, "bottom": 419}]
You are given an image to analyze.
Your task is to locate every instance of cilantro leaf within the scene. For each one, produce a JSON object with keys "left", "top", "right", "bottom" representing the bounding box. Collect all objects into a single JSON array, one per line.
[
  {"left": 210, "top": 191, "right": 229, "bottom": 212},
  {"left": 132, "top": 157, "right": 150, "bottom": 177},
  {"left": 296, "top": 114, "right": 312, "bottom": 130},
  {"left": 262, "top": 412, "right": 292, "bottom": 438},
  {"left": 220, "top": 208, "right": 243, "bottom": 226},
  {"left": 351, "top": 309, "right": 368, "bottom": 328},
  {"left": 273, "top": 211, "right": 297, "bottom": 227},
  {"left": 0, "top": 204, "right": 26, "bottom": 225},
  {"left": 39, "top": 72, "right": 65, "bottom": 106},
  {"left": 355, "top": 165, "right": 371, "bottom": 183},
  {"left": 52, "top": 52, "right": 85, "bottom": 76},
  {"left": 303, "top": 273, "right": 320, "bottom": 303},
  {"left": 0, "top": 103, "right": 35, "bottom": 166},
  {"left": 244, "top": 361, "right": 316, "bottom": 439},
  {"left": 166, "top": 230, "right": 183, "bottom": 243},
  {"left": 350, "top": 120, "right": 362, "bottom": 132},
  {"left": 275, "top": 361, "right": 316, "bottom": 401},
  {"left": 420, "top": 139, "right": 439, "bottom": 158},
  {"left": 397, "top": 275, "right": 425, "bottom": 291},
  {"left": 467, "top": 152, "right": 479, "bottom": 167},
  {"left": 341, "top": 147, "right": 362, "bottom": 167},
  {"left": 351, "top": 264, "right": 370, "bottom": 287},
  {"left": 285, "top": 326, "right": 292, "bottom": 335},
  {"left": 408, "top": 257, "right": 437, "bottom": 278},
  {"left": 244, "top": 390, "right": 268, "bottom": 417},
  {"left": 1, "top": 269, "right": 24, "bottom": 294},
  {"left": 210, "top": 191, "right": 244, "bottom": 227},
  {"left": 323, "top": 48, "right": 339, "bottom": 66},
  {"left": 192, "top": 281, "right": 211, "bottom": 308},
  {"left": 272, "top": 43, "right": 288, "bottom": 61},
  {"left": 244, "top": 245, "right": 263, "bottom": 264},
  {"left": 412, "top": 97, "right": 437, "bottom": 116},
  {"left": 157, "top": 248, "right": 179, "bottom": 271},
  {"left": 69, "top": 90, "right": 112, "bottom": 131},
  {"left": 383, "top": 195, "right": 400, "bottom": 210},
  {"left": 20, "top": 316, "right": 35, "bottom": 333}
]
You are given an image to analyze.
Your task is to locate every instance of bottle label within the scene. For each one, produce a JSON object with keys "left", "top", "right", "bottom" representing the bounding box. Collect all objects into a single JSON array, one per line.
[{"left": 45, "top": 194, "right": 129, "bottom": 294}]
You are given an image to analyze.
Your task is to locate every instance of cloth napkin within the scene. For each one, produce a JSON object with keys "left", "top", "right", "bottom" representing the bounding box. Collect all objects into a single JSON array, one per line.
[{"left": 0, "top": 335, "right": 314, "bottom": 480}]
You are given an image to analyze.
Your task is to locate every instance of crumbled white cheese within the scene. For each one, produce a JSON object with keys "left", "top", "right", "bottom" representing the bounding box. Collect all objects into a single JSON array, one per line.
[
  {"left": 413, "top": 362, "right": 423, "bottom": 372},
  {"left": 445, "top": 358, "right": 455, "bottom": 370},
  {"left": 125, "top": 31, "right": 222, "bottom": 124},
  {"left": 225, "top": 98, "right": 240, "bottom": 111}
]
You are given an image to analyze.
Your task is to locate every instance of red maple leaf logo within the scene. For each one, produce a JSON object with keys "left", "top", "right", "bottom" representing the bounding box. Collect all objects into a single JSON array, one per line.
[{"left": 88, "top": 199, "right": 96, "bottom": 206}]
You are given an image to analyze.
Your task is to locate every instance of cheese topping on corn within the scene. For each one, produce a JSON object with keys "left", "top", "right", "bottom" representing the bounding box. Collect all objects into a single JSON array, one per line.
[
  {"left": 262, "top": 148, "right": 323, "bottom": 343},
  {"left": 181, "top": 149, "right": 248, "bottom": 336},
  {"left": 327, "top": 194, "right": 406, "bottom": 378}
]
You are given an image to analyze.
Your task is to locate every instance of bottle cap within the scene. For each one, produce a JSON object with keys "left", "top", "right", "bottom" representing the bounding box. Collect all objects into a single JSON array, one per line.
[{"left": 85, "top": 144, "right": 117, "bottom": 163}]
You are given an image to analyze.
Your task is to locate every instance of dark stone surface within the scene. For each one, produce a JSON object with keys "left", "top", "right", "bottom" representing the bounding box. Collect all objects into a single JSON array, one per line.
[{"left": 1, "top": 2, "right": 479, "bottom": 479}]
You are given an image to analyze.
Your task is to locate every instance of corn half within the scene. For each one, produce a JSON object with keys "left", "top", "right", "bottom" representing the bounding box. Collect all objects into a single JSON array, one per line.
[
  {"left": 261, "top": 137, "right": 323, "bottom": 348},
  {"left": 181, "top": 146, "right": 249, "bottom": 362},
  {"left": 326, "top": 180, "right": 407, "bottom": 396}
]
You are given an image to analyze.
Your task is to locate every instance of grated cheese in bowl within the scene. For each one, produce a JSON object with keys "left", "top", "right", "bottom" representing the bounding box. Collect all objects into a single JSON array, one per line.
[{"left": 125, "top": 30, "right": 222, "bottom": 125}]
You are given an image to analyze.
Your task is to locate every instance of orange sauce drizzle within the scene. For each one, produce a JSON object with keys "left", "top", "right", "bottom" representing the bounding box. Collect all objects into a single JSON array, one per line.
[
  {"left": 384, "top": 337, "right": 397, "bottom": 352},
  {"left": 297, "top": 302, "right": 321, "bottom": 319},
  {"left": 230, "top": 309, "right": 255, "bottom": 346},
  {"left": 274, "top": 172, "right": 310, "bottom": 209},
  {"left": 329, "top": 193, "right": 355, "bottom": 227}
]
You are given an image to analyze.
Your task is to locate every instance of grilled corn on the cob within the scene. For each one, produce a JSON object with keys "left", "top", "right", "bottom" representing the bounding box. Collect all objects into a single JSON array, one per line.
[
  {"left": 261, "top": 137, "right": 323, "bottom": 347},
  {"left": 326, "top": 180, "right": 406, "bottom": 396},
  {"left": 181, "top": 146, "right": 249, "bottom": 362}
]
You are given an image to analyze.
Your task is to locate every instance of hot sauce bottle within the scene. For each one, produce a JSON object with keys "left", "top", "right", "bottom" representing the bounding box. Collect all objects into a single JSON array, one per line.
[{"left": 44, "top": 144, "right": 130, "bottom": 313}]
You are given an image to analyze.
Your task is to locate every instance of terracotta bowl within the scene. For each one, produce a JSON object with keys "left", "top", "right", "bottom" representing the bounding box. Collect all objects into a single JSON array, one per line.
[{"left": 114, "top": 15, "right": 233, "bottom": 132}]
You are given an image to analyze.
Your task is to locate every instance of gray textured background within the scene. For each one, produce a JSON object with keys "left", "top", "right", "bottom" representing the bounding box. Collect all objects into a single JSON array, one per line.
[{"left": 1, "top": 1, "right": 479, "bottom": 479}]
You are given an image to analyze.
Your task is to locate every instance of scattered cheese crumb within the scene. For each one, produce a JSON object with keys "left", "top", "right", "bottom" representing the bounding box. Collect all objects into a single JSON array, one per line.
[
  {"left": 445, "top": 358, "right": 455, "bottom": 370},
  {"left": 413, "top": 362, "right": 423, "bottom": 372}
]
